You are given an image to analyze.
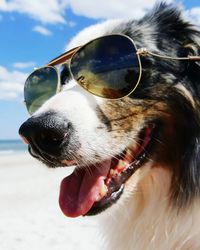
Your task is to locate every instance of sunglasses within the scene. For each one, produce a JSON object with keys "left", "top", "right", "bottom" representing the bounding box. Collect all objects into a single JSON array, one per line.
[{"left": 24, "top": 34, "right": 200, "bottom": 115}]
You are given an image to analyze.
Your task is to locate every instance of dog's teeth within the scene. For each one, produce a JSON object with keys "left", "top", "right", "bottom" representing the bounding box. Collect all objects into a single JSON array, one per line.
[
  {"left": 96, "top": 184, "right": 108, "bottom": 201},
  {"left": 110, "top": 169, "right": 116, "bottom": 176},
  {"left": 116, "top": 160, "right": 125, "bottom": 171},
  {"left": 116, "top": 160, "right": 128, "bottom": 172},
  {"left": 100, "top": 184, "right": 108, "bottom": 197}
]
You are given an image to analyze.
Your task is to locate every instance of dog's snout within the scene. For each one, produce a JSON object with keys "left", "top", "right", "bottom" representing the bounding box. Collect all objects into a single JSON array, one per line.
[{"left": 19, "top": 112, "right": 71, "bottom": 155}]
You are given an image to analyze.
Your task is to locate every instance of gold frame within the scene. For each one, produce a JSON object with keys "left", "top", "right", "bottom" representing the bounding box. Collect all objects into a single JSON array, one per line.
[
  {"left": 45, "top": 33, "right": 200, "bottom": 100},
  {"left": 46, "top": 34, "right": 143, "bottom": 100},
  {"left": 24, "top": 33, "right": 200, "bottom": 114}
]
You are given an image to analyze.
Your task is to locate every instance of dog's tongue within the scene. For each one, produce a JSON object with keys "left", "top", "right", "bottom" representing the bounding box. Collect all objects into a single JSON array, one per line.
[{"left": 59, "top": 160, "right": 111, "bottom": 217}]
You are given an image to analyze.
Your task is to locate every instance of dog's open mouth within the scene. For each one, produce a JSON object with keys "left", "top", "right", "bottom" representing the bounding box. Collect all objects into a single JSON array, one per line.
[{"left": 59, "top": 124, "right": 156, "bottom": 218}]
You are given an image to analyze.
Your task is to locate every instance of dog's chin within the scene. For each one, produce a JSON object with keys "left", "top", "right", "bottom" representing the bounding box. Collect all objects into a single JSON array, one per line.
[{"left": 58, "top": 123, "right": 158, "bottom": 218}]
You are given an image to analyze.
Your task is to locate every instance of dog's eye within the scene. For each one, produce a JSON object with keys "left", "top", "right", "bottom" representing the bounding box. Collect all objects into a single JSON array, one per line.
[{"left": 60, "top": 64, "right": 71, "bottom": 85}]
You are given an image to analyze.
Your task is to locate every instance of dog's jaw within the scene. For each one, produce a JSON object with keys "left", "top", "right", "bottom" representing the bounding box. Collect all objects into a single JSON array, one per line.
[
  {"left": 59, "top": 124, "right": 157, "bottom": 217},
  {"left": 31, "top": 83, "right": 159, "bottom": 217},
  {"left": 100, "top": 166, "right": 200, "bottom": 250}
]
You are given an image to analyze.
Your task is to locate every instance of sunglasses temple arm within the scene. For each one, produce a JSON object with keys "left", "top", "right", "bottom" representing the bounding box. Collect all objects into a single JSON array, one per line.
[
  {"left": 137, "top": 48, "right": 200, "bottom": 61},
  {"left": 46, "top": 46, "right": 81, "bottom": 66},
  {"left": 46, "top": 44, "right": 200, "bottom": 66}
]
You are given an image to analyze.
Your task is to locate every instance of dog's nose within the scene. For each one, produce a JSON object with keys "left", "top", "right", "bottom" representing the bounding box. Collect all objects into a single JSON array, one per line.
[{"left": 19, "top": 112, "right": 70, "bottom": 155}]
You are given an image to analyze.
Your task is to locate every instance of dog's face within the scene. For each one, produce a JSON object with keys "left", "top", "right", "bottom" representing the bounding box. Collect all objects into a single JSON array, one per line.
[{"left": 19, "top": 4, "right": 200, "bottom": 218}]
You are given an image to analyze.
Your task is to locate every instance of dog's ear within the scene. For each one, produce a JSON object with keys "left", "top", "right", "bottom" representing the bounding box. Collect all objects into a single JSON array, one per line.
[
  {"left": 173, "top": 100, "right": 200, "bottom": 207},
  {"left": 176, "top": 33, "right": 200, "bottom": 204},
  {"left": 179, "top": 111, "right": 200, "bottom": 207}
]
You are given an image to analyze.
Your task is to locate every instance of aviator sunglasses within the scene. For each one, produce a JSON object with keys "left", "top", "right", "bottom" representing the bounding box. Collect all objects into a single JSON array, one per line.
[{"left": 24, "top": 34, "right": 200, "bottom": 115}]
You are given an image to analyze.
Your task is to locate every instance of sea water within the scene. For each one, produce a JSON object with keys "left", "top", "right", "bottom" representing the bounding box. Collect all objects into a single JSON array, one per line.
[{"left": 0, "top": 140, "right": 27, "bottom": 154}]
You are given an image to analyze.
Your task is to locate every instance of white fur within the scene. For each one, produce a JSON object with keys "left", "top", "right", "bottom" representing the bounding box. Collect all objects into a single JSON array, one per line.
[
  {"left": 98, "top": 162, "right": 200, "bottom": 250},
  {"left": 65, "top": 21, "right": 200, "bottom": 250},
  {"left": 35, "top": 80, "right": 134, "bottom": 164},
  {"left": 66, "top": 19, "right": 124, "bottom": 50},
  {"left": 65, "top": 23, "right": 200, "bottom": 250},
  {"left": 37, "top": 19, "right": 200, "bottom": 250}
]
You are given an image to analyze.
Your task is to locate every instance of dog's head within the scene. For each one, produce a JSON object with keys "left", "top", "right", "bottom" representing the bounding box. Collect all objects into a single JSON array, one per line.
[{"left": 19, "top": 3, "right": 200, "bottom": 218}]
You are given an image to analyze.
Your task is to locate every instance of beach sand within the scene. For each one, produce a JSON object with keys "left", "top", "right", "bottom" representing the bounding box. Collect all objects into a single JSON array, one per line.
[{"left": 0, "top": 152, "right": 102, "bottom": 250}]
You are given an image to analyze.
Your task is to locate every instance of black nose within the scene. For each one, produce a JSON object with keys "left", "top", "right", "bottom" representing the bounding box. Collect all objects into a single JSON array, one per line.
[{"left": 19, "top": 111, "right": 71, "bottom": 155}]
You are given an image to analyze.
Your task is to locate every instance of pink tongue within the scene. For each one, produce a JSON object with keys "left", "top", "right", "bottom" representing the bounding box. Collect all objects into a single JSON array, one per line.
[{"left": 59, "top": 160, "right": 111, "bottom": 217}]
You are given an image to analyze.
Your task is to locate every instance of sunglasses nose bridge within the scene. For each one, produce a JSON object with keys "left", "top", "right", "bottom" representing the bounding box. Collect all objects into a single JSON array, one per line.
[{"left": 56, "top": 61, "right": 74, "bottom": 87}]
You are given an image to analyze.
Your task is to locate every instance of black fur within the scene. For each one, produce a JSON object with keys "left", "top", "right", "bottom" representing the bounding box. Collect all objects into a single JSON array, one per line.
[
  {"left": 132, "top": 3, "right": 200, "bottom": 207},
  {"left": 108, "top": 2, "right": 200, "bottom": 207}
]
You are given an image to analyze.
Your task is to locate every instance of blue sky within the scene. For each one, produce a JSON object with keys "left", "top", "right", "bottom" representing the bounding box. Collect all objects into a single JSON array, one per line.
[{"left": 0, "top": 0, "right": 199, "bottom": 139}]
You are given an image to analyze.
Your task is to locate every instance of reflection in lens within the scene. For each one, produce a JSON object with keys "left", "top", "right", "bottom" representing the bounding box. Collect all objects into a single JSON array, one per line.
[
  {"left": 24, "top": 67, "right": 58, "bottom": 114},
  {"left": 70, "top": 34, "right": 140, "bottom": 98}
]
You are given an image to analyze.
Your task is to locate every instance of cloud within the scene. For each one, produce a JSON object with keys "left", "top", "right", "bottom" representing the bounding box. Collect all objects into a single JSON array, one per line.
[
  {"left": 0, "top": 0, "right": 175, "bottom": 25},
  {"left": 13, "top": 61, "right": 36, "bottom": 69},
  {"left": 0, "top": 1, "right": 199, "bottom": 31},
  {"left": 0, "top": 0, "right": 68, "bottom": 24},
  {"left": 33, "top": 25, "right": 52, "bottom": 36},
  {"left": 2, "top": 0, "right": 200, "bottom": 27},
  {"left": 185, "top": 7, "right": 200, "bottom": 26},
  {"left": 68, "top": 0, "right": 173, "bottom": 20},
  {"left": 0, "top": 66, "right": 27, "bottom": 100}
]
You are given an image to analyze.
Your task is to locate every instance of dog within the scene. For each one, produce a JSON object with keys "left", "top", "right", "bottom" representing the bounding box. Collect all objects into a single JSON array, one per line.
[{"left": 19, "top": 3, "right": 200, "bottom": 249}]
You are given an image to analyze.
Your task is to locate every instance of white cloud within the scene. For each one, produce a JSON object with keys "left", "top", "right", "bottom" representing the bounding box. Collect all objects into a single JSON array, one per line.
[
  {"left": 13, "top": 61, "right": 36, "bottom": 69},
  {"left": 0, "top": 0, "right": 199, "bottom": 29},
  {"left": 0, "top": 66, "right": 27, "bottom": 100},
  {"left": 33, "top": 25, "right": 52, "bottom": 36},
  {"left": 68, "top": 0, "right": 173, "bottom": 20},
  {"left": 0, "top": 0, "right": 175, "bottom": 25},
  {"left": 185, "top": 7, "right": 200, "bottom": 26},
  {"left": 0, "top": 0, "right": 68, "bottom": 24}
]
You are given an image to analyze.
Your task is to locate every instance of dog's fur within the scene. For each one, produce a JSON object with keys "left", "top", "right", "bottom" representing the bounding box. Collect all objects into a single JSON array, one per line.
[{"left": 19, "top": 3, "right": 200, "bottom": 250}]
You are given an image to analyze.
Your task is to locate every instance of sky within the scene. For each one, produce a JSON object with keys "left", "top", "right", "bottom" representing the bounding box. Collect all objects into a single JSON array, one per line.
[{"left": 0, "top": 0, "right": 200, "bottom": 139}]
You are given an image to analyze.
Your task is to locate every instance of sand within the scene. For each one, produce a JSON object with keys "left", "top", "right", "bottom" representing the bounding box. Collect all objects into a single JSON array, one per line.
[{"left": 0, "top": 152, "right": 102, "bottom": 250}]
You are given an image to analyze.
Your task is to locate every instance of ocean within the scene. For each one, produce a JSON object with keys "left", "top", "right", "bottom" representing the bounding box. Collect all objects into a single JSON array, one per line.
[{"left": 0, "top": 140, "right": 27, "bottom": 154}]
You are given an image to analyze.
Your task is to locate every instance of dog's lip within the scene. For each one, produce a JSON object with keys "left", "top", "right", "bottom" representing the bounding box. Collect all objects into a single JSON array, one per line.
[
  {"left": 61, "top": 159, "right": 77, "bottom": 166},
  {"left": 86, "top": 124, "right": 156, "bottom": 216},
  {"left": 20, "top": 135, "right": 29, "bottom": 145},
  {"left": 59, "top": 124, "right": 157, "bottom": 218}
]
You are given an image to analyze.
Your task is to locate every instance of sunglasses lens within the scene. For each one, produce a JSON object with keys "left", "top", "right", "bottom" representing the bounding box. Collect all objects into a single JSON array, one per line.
[
  {"left": 24, "top": 67, "right": 58, "bottom": 114},
  {"left": 70, "top": 34, "right": 141, "bottom": 99}
]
